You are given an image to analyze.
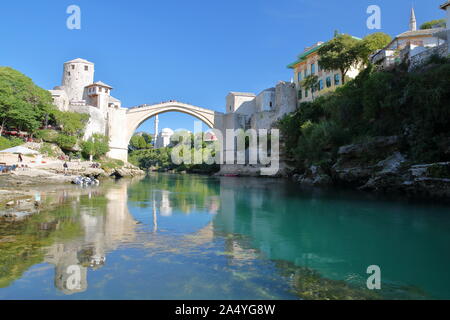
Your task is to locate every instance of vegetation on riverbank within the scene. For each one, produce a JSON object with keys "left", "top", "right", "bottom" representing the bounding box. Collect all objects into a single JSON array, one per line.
[
  {"left": 279, "top": 55, "right": 450, "bottom": 172},
  {"left": 129, "top": 132, "right": 220, "bottom": 174}
]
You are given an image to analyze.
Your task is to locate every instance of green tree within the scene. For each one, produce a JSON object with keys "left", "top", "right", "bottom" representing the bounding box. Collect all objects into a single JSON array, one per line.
[
  {"left": 81, "top": 134, "right": 110, "bottom": 160},
  {"left": 141, "top": 132, "right": 153, "bottom": 145},
  {"left": 301, "top": 75, "right": 319, "bottom": 101},
  {"left": 55, "top": 134, "right": 77, "bottom": 150},
  {"left": 53, "top": 110, "right": 89, "bottom": 136},
  {"left": 318, "top": 34, "right": 362, "bottom": 85},
  {"left": 359, "top": 32, "right": 392, "bottom": 62},
  {"left": 130, "top": 135, "right": 150, "bottom": 150},
  {"left": 0, "top": 67, "right": 55, "bottom": 135},
  {"left": 420, "top": 19, "right": 446, "bottom": 30}
]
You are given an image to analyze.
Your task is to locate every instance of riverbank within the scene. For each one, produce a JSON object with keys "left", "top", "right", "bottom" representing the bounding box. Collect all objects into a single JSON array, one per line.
[
  {"left": 290, "top": 136, "right": 450, "bottom": 201},
  {"left": 209, "top": 135, "right": 450, "bottom": 201},
  {"left": 0, "top": 161, "right": 145, "bottom": 214}
]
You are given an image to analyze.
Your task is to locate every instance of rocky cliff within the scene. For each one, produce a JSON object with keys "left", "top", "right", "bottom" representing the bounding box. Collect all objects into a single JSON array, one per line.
[{"left": 293, "top": 136, "right": 450, "bottom": 200}]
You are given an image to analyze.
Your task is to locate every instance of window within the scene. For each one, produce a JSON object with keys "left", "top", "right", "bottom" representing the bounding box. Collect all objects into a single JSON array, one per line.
[
  {"left": 297, "top": 72, "right": 302, "bottom": 82},
  {"left": 311, "top": 63, "right": 316, "bottom": 74},
  {"left": 304, "top": 89, "right": 308, "bottom": 98},
  {"left": 304, "top": 69, "right": 308, "bottom": 78},
  {"left": 71, "top": 65, "right": 75, "bottom": 70},
  {"left": 85, "top": 66, "right": 89, "bottom": 71},
  {"left": 334, "top": 74, "right": 340, "bottom": 86},
  {"left": 298, "top": 89, "right": 302, "bottom": 100},
  {"left": 326, "top": 77, "right": 332, "bottom": 88},
  {"left": 67, "top": 72, "right": 71, "bottom": 76},
  {"left": 318, "top": 80, "right": 324, "bottom": 91},
  {"left": 269, "top": 101, "right": 273, "bottom": 107},
  {"left": 99, "top": 87, "right": 102, "bottom": 92},
  {"left": 318, "top": 63, "right": 321, "bottom": 72}
]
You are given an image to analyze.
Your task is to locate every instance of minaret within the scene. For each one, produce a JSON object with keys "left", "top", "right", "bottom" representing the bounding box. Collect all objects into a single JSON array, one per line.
[
  {"left": 154, "top": 115, "right": 159, "bottom": 148},
  {"left": 410, "top": 7, "right": 417, "bottom": 31}
]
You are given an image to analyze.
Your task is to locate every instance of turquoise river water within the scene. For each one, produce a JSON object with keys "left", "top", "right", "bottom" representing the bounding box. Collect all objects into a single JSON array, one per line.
[{"left": 0, "top": 174, "right": 449, "bottom": 300}]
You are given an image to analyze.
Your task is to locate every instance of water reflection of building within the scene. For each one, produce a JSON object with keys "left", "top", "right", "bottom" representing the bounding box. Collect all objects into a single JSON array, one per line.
[
  {"left": 159, "top": 190, "right": 173, "bottom": 217},
  {"left": 44, "top": 178, "right": 140, "bottom": 295}
]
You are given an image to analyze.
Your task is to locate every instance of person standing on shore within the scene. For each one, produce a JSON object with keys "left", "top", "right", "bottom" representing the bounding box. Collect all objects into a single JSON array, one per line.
[
  {"left": 63, "top": 161, "right": 69, "bottom": 175},
  {"left": 18, "top": 153, "right": 23, "bottom": 164}
]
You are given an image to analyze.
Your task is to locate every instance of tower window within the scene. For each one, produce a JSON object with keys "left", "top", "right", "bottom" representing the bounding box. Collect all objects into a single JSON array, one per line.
[
  {"left": 67, "top": 72, "right": 71, "bottom": 76},
  {"left": 85, "top": 66, "right": 89, "bottom": 71},
  {"left": 99, "top": 87, "right": 102, "bottom": 92},
  {"left": 71, "top": 65, "right": 75, "bottom": 70}
]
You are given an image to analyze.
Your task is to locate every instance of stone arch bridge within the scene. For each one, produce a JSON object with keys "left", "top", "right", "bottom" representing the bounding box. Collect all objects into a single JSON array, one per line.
[{"left": 107, "top": 101, "right": 226, "bottom": 162}]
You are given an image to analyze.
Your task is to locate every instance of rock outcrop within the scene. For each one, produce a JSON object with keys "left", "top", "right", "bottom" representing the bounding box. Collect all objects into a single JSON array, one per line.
[
  {"left": 105, "top": 164, "right": 145, "bottom": 178},
  {"left": 327, "top": 136, "right": 450, "bottom": 199},
  {"left": 293, "top": 165, "right": 332, "bottom": 186}
]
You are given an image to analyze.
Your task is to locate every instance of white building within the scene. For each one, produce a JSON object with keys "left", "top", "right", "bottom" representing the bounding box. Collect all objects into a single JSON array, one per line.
[
  {"left": 371, "top": 8, "right": 446, "bottom": 69},
  {"left": 155, "top": 128, "right": 174, "bottom": 148},
  {"left": 435, "top": 1, "right": 450, "bottom": 54},
  {"left": 226, "top": 88, "right": 277, "bottom": 116}
]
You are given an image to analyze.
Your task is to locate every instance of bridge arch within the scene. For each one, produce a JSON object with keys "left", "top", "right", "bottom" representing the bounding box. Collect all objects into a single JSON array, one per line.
[{"left": 107, "top": 101, "right": 224, "bottom": 162}]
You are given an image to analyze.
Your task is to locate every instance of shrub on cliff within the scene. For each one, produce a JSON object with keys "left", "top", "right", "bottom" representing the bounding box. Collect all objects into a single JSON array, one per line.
[
  {"left": 0, "top": 136, "right": 23, "bottom": 150},
  {"left": 52, "top": 110, "right": 89, "bottom": 137},
  {"left": 55, "top": 134, "right": 77, "bottom": 151},
  {"left": 279, "top": 56, "right": 450, "bottom": 169}
]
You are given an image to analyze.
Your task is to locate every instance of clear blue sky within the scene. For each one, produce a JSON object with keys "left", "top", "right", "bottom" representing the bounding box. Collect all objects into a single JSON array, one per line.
[{"left": 0, "top": 0, "right": 445, "bottom": 133}]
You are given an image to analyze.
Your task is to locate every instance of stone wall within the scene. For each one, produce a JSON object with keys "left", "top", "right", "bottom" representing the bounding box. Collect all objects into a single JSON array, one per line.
[{"left": 409, "top": 43, "right": 449, "bottom": 70}]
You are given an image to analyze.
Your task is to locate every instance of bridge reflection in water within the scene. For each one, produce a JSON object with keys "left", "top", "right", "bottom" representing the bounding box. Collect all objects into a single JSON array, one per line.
[
  {"left": 1, "top": 174, "right": 450, "bottom": 299},
  {"left": 32, "top": 175, "right": 222, "bottom": 295}
]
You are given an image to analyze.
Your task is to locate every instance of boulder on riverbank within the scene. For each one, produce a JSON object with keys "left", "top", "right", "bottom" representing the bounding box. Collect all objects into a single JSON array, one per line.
[
  {"left": 105, "top": 163, "right": 145, "bottom": 178},
  {"left": 327, "top": 136, "right": 450, "bottom": 199}
]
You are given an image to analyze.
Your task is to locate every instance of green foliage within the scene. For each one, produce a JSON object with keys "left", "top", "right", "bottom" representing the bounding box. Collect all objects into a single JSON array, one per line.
[
  {"left": 129, "top": 143, "right": 220, "bottom": 174},
  {"left": 0, "top": 67, "right": 55, "bottom": 134},
  {"left": 55, "top": 134, "right": 77, "bottom": 150},
  {"left": 359, "top": 32, "right": 392, "bottom": 62},
  {"left": 35, "top": 129, "right": 59, "bottom": 143},
  {"left": 39, "top": 143, "right": 57, "bottom": 157},
  {"left": 318, "top": 34, "right": 361, "bottom": 84},
  {"left": 53, "top": 110, "right": 89, "bottom": 136},
  {"left": 296, "top": 120, "right": 350, "bottom": 165},
  {"left": 100, "top": 158, "right": 125, "bottom": 170},
  {"left": 130, "top": 147, "right": 172, "bottom": 169},
  {"left": 81, "top": 134, "right": 110, "bottom": 159},
  {"left": 420, "top": 19, "right": 446, "bottom": 30},
  {"left": 0, "top": 136, "right": 23, "bottom": 150},
  {"left": 130, "top": 134, "right": 151, "bottom": 150},
  {"left": 301, "top": 75, "right": 319, "bottom": 100},
  {"left": 279, "top": 57, "right": 450, "bottom": 168}
]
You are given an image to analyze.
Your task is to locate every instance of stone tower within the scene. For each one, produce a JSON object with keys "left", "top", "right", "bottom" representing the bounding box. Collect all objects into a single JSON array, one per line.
[
  {"left": 62, "top": 58, "right": 95, "bottom": 102},
  {"left": 410, "top": 7, "right": 417, "bottom": 31}
]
